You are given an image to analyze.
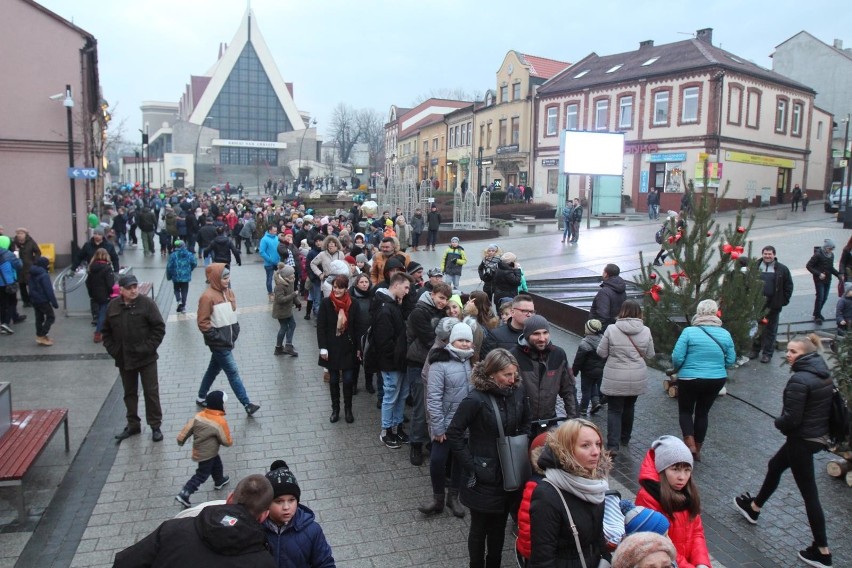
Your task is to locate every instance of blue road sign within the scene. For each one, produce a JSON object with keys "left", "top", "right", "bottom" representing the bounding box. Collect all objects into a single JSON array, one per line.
[{"left": 67, "top": 167, "right": 98, "bottom": 179}]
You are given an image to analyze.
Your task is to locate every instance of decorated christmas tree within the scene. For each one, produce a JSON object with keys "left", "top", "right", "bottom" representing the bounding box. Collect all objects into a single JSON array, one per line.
[{"left": 636, "top": 177, "right": 765, "bottom": 357}]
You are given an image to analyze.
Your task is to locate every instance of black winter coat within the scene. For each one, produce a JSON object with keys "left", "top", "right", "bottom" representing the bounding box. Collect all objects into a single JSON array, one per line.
[
  {"left": 427, "top": 210, "right": 442, "bottom": 231},
  {"left": 206, "top": 235, "right": 242, "bottom": 265},
  {"left": 488, "top": 319, "right": 525, "bottom": 353},
  {"left": 493, "top": 260, "right": 522, "bottom": 303},
  {"left": 448, "top": 367, "right": 530, "bottom": 514},
  {"left": 113, "top": 503, "right": 275, "bottom": 568},
  {"left": 316, "top": 296, "right": 359, "bottom": 370},
  {"left": 762, "top": 259, "right": 794, "bottom": 310},
  {"left": 406, "top": 294, "right": 443, "bottom": 365},
  {"left": 136, "top": 208, "right": 156, "bottom": 232},
  {"left": 197, "top": 224, "right": 219, "bottom": 249},
  {"left": 77, "top": 239, "right": 120, "bottom": 272},
  {"left": 589, "top": 276, "right": 626, "bottom": 327},
  {"left": 511, "top": 343, "right": 578, "bottom": 421},
  {"left": 371, "top": 289, "right": 407, "bottom": 371},
  {"left": 571, "top": 334, "right": 605, "bottom": 382},
  {"left": 775, "top": 352, "right": 833, "bottom": 440},
  {"left": 349, "top": 284, "right": 373, "bottom": 347},
  {"left": 101, "top": 294, "right": 165, "bottom": 370},
  {"left": 86, "top": 261, "right": 115, "bottom": 305},
  {"left": 806, "top": 248, "right": 840, "bottom": 281}
]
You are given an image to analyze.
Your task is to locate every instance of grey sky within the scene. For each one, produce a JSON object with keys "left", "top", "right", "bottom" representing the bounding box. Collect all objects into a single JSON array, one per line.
[{"left": 38, "top": 0, "right": 852, "bottom": 144}]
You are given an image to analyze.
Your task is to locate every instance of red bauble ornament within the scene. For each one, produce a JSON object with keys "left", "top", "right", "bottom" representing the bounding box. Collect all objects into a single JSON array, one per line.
[
  {"left": 716, "top": 310, "right": 723, "bottom": 318},
  {"left": 730, "top": 251, "right": 741, "bottom": 260},
  {"left": 760, "top": 317, "right": 769, "bottom": 325},
  {"left": 737, "top": 226, "right": 746, "bottom": 233},
  {"left": 722, "top": 244, "right": 733, "bottom": 254},
  {"left": 667, "top": 235, "right": 676, "bottom": 244},
  {"left": 707, "top": 231, "right": 712, "bottom": 237},
  {"left": 649, "top": 273, "right": 657, "bottom": 280}
]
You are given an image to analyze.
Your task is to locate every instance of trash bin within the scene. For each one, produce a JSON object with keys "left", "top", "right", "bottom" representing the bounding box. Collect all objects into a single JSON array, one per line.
[{"left": 39, "top": 243, "right": 56, "bottom": 272}]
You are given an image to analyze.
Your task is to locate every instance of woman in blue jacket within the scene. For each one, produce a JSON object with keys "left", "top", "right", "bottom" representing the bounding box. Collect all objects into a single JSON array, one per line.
[{"left": 671, "top": 299, "right": 735, "bottom": 462}]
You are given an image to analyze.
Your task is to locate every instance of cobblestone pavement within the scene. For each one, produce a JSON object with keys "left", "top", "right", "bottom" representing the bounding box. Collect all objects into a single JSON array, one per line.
[{"left": 2, "top": 203, "right": 849, "bottom": 568}]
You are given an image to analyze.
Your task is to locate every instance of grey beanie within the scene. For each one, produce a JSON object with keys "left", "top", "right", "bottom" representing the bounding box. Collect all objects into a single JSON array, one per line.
[
  {"left": 652, "top": 435, "right": 693, "bottom": 472},
  {"left": 435, "top": 317, "right": 460, "bottom": 342},
  {"left": 823, "top": 239, "right": 836, "bottom": 250},
  {"left": 449, "top": 322, "right": 473, "bottom": 344},
  {"left": 584, "top": 319, "right": 603, "bottom": 335},
  {"left": 523, "top": 315, "right": 550, "bottom": 341},
  {"left": 356, "top": 253, "right": 368, "bottom": 264}
]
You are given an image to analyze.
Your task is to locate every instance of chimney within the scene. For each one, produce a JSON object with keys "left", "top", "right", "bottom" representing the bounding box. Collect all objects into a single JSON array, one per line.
[
  {"left": 639, "top": 40, "right": 654, "bottom": 49},
  {"left": 834, "top": 39, "right": 844, "bottom": 50},
  {"left": 696, "top": 28, "right": 713, "bottom": 45}
]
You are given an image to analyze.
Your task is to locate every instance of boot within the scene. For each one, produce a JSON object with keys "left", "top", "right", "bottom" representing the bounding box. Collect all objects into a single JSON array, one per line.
[
  {"left": 329, "top": 382, "right": 340, "bottom": 423},
  {"left": 410, "top": 442, "right": 424, "bottom": 466},
  {"left": 93, "top": 332, "right": 103, "bottom": 343},
  {"left": 365, "top": 373, "right": 376, "bottom": 394},
  {"left": 446, "top": 489, "right": 466, "bottom": 518},
  {"left": 417, "top": 492, "right": 445, "bottom": 515},
  {"left": 343, "top": 383, "right": 354, "bottom": 423},
  {"left": 274, "top": 345, "right": 284, "bottom": 356},
  {"left": 684, "top": 435, "right": 698, "bottom": 459},
  {"left": 304, "top": 300, "right": 312, "bottom": 320},
  {"left": 694, "top": 442, "right": 702, "bottom": 462},
  {"left": 283, "top": 344, "right": 298, "bottom": 357}
]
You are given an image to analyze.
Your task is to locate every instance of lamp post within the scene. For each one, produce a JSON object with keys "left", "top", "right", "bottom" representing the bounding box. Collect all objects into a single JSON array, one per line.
[
  {"left": 61, "top": 85, "right": 80, "bottom": 256},
  {"left": 298, "top": 118, "right": 317, "bottom": 189},
  {"left": 477, "top": 146, "right": 484, "bottom": 196},
  {"left": 193, "top": 116, "right": 214, "bottom": 189},
  {"left": 843, "top": 115, "right": 851, "bottom": 212},
  {"left": 425, "top": 150, "right": 430, "bottom": 181}
]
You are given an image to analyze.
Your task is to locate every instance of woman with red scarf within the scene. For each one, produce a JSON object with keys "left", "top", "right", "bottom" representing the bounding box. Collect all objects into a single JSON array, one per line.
[{"left": 317, "top": 274, "right": 361, "bottom": 424}]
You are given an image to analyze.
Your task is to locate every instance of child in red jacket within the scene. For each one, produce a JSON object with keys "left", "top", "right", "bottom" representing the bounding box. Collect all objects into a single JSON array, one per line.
[
  {"left": 635, "top": 435, "right": 711, "bottom": 568},
  {"left": 515, "top": 432, "right": 548, "bottom": 565}
]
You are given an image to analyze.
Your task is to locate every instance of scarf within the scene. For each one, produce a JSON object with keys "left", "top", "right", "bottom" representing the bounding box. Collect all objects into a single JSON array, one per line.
[
  {"left": 690, "top": 314, "right": 722, "bottom": 327},
  {"left": 544, "top": 468, "right": 608, "bottom": 505},
  {"left": 447, "top": 344, "right": 474, "bottom": 361},
  {"left": 329, "top": 291, "right": 352, "bottom": 335}
]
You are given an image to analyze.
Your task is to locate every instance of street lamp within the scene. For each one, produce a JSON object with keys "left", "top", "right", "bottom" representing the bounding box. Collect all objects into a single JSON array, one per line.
[
  {"left": 842, "top": 115, "right": 851, "bottom": 213},
  {"left": 425, "top": 150, "right": 430, "bottom": 181},
  {"left": 298, "top": 118, "right": 317, "bottom": 189},
  {"left": 193, "top": 116, "right": 214, "bottom": 189},
  {"left": 52, "top": 85, "right": 80, "bottom": 256},
  {"left": 477, "top": 146, "right": 484, "bottom": 195}
]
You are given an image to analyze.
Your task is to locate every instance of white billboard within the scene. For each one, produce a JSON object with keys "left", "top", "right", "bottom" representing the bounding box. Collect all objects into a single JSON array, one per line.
[{"left": 562, "top": 131, "right": 625, "bottom": 176}]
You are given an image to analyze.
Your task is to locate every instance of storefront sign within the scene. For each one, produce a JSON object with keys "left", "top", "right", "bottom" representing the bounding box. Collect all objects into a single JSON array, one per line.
[
  {"left": 430, "top": 158, "right": 439, "bottom": 165},
  {"left": 496, "top": 144, "right": 519, "bottom": 155},
  {"left": 212, "top": 139, "right": 287, "bottom": 149},
  {"left": 624, "top": 143, "right": 659, "bottom": 154},
  {"left": 725, "top": 151, "right": 795, "bottom": 169},
  {"left": 639, "top": 170, "right": 649, "bottom": 193},
  {"left": 519, "top": 172, "right": 528, "bottom": 185},
  {"left": 694, "top": 163, "right": 723, "bottom": 179},
  {"left": 647, "top": 152, "right": 687, "bottom": 163},
  {"left": 542, "top": 158, "right": 559, "bottom": 167},
  {"left": 459, "top": 157, "right": 470, "bottom": 165}
]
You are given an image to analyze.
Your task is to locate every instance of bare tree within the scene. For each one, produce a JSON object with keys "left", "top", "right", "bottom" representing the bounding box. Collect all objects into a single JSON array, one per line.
[
  {"left": 329, "top": 103, "right": 360, "bottom": 164},
  {"left": 356, "top": 108, "right": 384, "bottom": 173},
  {"left": 411, "top": 87, "right": 480, "bottom": 105}
]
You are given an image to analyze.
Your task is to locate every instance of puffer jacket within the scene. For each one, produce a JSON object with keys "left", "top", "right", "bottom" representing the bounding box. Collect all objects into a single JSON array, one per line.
[
  {"left": 259, "top": 231, "right": 281, "bottom": 267},
  {"left": 310, "top": 236, "right": 344, "bottom": 278},
  {"left": 349, "top": 283, "right": 372, "bottom": 347},
  {"left": 671, "top": 322, "right": 736, "bottom": 379},
  {"left": 426, "top": 345, "right": 473, "bottom": 437},
  {"left": 205, "top": 234, "right": 241, "bottom": 265},
  {"left": 0, "top": 249, "right": 22, "bottom": 286},
  {"left": 636, "top": 449, "right": 711, "bottom": 568},
  {"left": 85, "top": 260, "right": 115, "bottom": 305},
  {"left": 775, "top": 351, "right": 833, "bottom": 439},
  {"left": 176, "top": 408, "right": 232, "bottom": 463},
  {"left": 447, "top": 365, "right": 530, "bottom": 514},
  {"left": 571, "top": 334, "right": 605, "bottom": 382},
  {"left": 406, "top": 292, "right": 444, "bottom": 365},
  {"left": 511, "top": 341, "right": 578, "bottom": 421},
  {"left": 442, "top": 245, "right": 467, "bottom": 276},
  {"left": 316, "top": 296, "right": 359, "bottom": 370},
  {"left": 272, "top": 271, "right": 300, "bottom": 320},
  {"left": 588, "top": 276, "right": 627, "bottom": 327},
  {"left": 197, "top": 263, "right": 240, "bottom": 350},
  {"left": 806, "top": 246, "right": 839, "bottom": 281},
  {"left": 28, "top": 258, "right": 58, "bottom": 308},
  {"left": 492, "top": 260, "right": 522, "bottom": 302},
  {"left": 264, "top": 505, "right": 335, "bottom": 568},
  {"left": 411, "top": 213, "right": 425, "bottom": 233},
  {"left": 166, "top": 247, "right": 197, "bottom": 283},
  {"left": 597, "top": 318, "right": 654, "bottom": 397},
  {"left": 371, "top": 288, "right": 407, "bottom": 372}
]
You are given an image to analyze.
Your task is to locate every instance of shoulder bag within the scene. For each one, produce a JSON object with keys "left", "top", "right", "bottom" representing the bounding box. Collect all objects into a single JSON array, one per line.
[
  {"left": 487, "top": 395, "right": 530, "bottom": 492},
  {"left": 696, "top": 326, "right": 728, "bottom": 361},
  {"left": 542, "top": 479, "right": 610, "bottom": 568}
]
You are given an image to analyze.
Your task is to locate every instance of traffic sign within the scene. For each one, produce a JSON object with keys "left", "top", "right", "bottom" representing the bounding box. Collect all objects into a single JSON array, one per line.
[
  {"left": 67, "top": 167, "right": 98, "bottom": 179},
  {"left": 841, "top": 160, "right": 848, "bottom": 168}
]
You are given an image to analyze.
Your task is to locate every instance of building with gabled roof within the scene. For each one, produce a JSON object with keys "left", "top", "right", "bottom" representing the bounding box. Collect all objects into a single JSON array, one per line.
[{"left": 533, "top": 28, "right": 832, "bottom": 210}]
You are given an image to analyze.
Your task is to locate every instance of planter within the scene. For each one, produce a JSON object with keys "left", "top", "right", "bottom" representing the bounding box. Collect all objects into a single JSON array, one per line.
[{"left": 497, "top": 227, "right": 511, "bottom": 237}]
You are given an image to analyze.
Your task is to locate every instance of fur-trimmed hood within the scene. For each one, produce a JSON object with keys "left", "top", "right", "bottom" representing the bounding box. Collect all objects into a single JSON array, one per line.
[
  {"left": 471, "top": 360, "right": 523, "bottom": 396},
  {"left": 321, "top": 234, "right": 342, "bottom": 252}
]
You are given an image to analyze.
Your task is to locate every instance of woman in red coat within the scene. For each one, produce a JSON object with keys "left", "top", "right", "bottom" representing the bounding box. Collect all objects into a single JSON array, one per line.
[{"left": 635, "top": 435, "right": 711, "bottom": 568}]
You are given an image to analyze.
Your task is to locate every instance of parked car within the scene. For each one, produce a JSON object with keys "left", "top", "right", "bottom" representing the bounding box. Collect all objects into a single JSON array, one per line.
[{"left": 825, "top": 187, "right": 844, "bottom": 212}]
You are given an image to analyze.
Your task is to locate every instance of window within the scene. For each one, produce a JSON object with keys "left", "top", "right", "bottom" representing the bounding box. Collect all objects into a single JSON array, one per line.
[
  {"left": 817, "top": 121, "right": 823, "bottom": 140},
  {"left": 448, "top": 128, "right": 454, "bottom": 149},
  {"left": 423, "top": 141, "right": 428, "bottom": 154},
  {"left": 642, "top": 57, "right": 660, "bottom": 66},
  {"left": 565, "top": 104, "right": 579, "bottom": 130},
  {"left": 792, "top": 103, "right": 803, "bottom": 136},
  {"left": 775, "top": 98, "right": 788, "bottom": 133},
  {"left": 433, "top": 138, "right": 438, "bottom": 151},
  {"left": 480, "top": 124, "right": 485, "bottom": 147},
  {"left": 511, "top": 117, "right": 520, "bottom": 145},
  {"left": 618, "top": 96, "right": 633, "bottom": 129},
  {"left": 595, "top": 99, "right": 609, "bottom": 130},
  {"left": 487, "top": 123, "right": 493, "bottom": 148},
  {"left": 499, "top": 119, "right": 507, "bottom": 146},
  {"left": 459, "top": 124, "right": 465, "bottom": 147},
  {"left": 546, "top": 107, "right": 558, "bottom": 136},
  {"left": 573, "top": 70, "right": 589, "bottom": 78},
  {"left": 746, "top": 89, "right": 761, "bottom": 128},
  {"left": 467, "top": 123, "right": 472, "bottom": 146},
  {"left": 500, "top": 86, "right": 508, "bottom": 102},
  {"left": 653, "top": 91, "right": 670, "bottom": 125},
  {"left": 606, "top": 64, "right": 623, "bottom": 73},
  {"left": 513, "top": 83, "right": 521, "bottom": 100},
  {"left": 728, "top": 85, "right": 743, "bottom": 125},
  {"left": 682, "top": 87, "right": 699, "bottom": 123},
  {"left": 547, "top": 169, "right": 559, "bottom": 194}
]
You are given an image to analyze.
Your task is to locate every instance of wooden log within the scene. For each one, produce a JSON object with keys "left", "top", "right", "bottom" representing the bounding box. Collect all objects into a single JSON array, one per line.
[
  {"left": 663, "top": 379, "right": 672, "bottom": 391},
  {"left": 667, "top": 385, "right": 679, "bottom": 398},
  {"left": 846, "top": 470, "right": 852, "bottom": 487},
  {"left": 826, "top": 459, "right": 850, "bottom": 478}
]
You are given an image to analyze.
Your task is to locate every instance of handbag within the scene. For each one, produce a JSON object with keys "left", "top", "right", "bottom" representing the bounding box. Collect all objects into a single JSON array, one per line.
[
  {"left": 542, "top": 479, "right": 611, "bottom": 568},
  {"left": 487, "top": 395, "right": 530, "bottom": 492}
]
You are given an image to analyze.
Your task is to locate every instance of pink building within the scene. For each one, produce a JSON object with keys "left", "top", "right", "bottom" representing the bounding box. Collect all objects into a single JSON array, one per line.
[{"left": 0, "top": 0, "right": 106, "bottom": 266}]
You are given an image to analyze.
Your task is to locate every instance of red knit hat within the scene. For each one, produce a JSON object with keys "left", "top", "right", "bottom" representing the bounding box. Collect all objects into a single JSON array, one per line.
[{"left": 344, "top": 255, "right": 357, "bottom": 266}]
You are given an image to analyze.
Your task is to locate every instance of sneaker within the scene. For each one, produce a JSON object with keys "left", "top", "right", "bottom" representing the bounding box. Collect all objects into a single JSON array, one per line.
[
  {"left": 195, "top": 398, "right": 207, "bottom": 408},
  {"left": 0, "top": 324, "right": 14, "bottom": 334},
  {"left": 798, "top": 544, "right": 832, "bottom": 567},
  {"left": 395, "top": 425, "right": 410, "bottom": 444},
  {"left": 735, "top": 355, "right": 750, "bottom": 366},
  {"left": 380, "top": 429, "right": 401, "bottom": 449},
  {"left": 244, "top": 403, "right": 260, "bottom": 416},
  {"left": 214, "top": 475, "right": 231, "bottom": 490},
  {"left": 579, "top": 410, "right": 588, "bottom": 417},
  {"left": 42, "top": 336, "right": 54, "bottom": 346},
  {"left": 175, "top": 491, "right": 191, "bottom": 508},
  {"left": 734, "top": 493, "right": 760, "bottom": 524}
]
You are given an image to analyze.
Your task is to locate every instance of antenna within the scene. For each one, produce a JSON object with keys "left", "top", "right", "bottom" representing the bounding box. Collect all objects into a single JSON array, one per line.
[{"left": 676, "top": 31, "right": 696, "bottom": 37}]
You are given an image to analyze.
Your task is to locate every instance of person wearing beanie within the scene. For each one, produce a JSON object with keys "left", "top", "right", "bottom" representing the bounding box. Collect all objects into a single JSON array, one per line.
[
  {"left": 175, "top": 391, "right": 233, "bottom": 508},
  {"left": 635, "top": 436, "right": 710, "bottom": 568},
  {"left": 836, "top": 281, "right": 852, "bottom": 335},
  {"left": 426, "top": 204, "right": 441, "bottom": 251},
  {"left": 511, "top": 314, "right": 578, "bottom": 425},
  {"left": 671, "top": 299, "right": 736, "bottom": 461},
  {"left": 395, "top": 215, "right": 412, "bottom": 252},
  {"left": 572, "top": 319, "right": 606, "bottom": 416},
  {"left": 749, "top": 245, "right": 794, "bottom": 364},
  {"left": 446, "top": 294, "right": 464, "bottom": 319},
  {"left": 0, "top": 235, "right": 23, "bottom": 334},
  {"left": 167, "top": 236, "right": 198, "bottom": 313},
  {"left": 75, "top": 222, "right": 119, "bottom": 272},
  {"left": 441, "top": 237, "right": 467, "bottom": 290},
  {"left": 477, "top": 243, "right": 501, "bottom": 301},
  {"left": 273, "top": 262, "right": 302, "bottom": 357},
  {"left": 589, "top": 263, "right": 627, "bottom": 328},
  {"left": 410, "top": 207, "right": 425, "bottom": 251},
  {"left": 419, "top": 321, "right": 474, "bottom": 517},
  {"left": 491, "top": 251, "right": 522, "bottom": 306},
  {"left": 28, "top": 256, "right": 59, "bottom": 345},
  {"left": 611, "top": 532, "right": 677, "bottom": 568},
  {"left": 354, "top": 253, "right": 369, "bottom": 276},
  {"left": 264, "top": 461, "right": 335, "bottom": 568},
  {"left": 620, "top": 500, "right": 671, "bottom": 536},
  {"left": 806, "top": 239, "right": 840, "bottom": 324}
]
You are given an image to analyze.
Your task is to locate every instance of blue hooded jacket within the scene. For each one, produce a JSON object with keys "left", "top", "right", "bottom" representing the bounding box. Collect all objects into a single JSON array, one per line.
[
  {"left": 28, "top": 257, "right": 58, "bottom": 308},
  {"left": 264, "top": 504, "right": 335, "bottom": 568},
  {"left": 0, "top": 247, "right": 22, "bottom": 286}
]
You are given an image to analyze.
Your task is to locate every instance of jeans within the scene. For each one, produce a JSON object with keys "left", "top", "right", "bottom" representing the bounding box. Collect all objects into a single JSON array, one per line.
[
  {"left": 173, "top": 282, "right": 189, "bottom": 306},
  {"left": 649, "top": 204, "right": 659, "bottom": 219},
  {"left": 677, "top": 378, "right": 726, "bottom": 444},
  {"left": 203, "top": 252, "right": 212, "bottom": 267},
  {"left": 95, "top": 302, "right": 109, "bottom": 333},
  {"left": 33, "top": 302, "right": 55, "bottom": 336},
  {"left": 427, "top": 230, "right": 438, "bottom": 247},
  {"left": 310, "top": 281, "right": 322, "bottom": 315},
  {"left": 0, "top": 288, "right": 15, "bottom": 325},
  {"left": 579, "top": 373, "right": 601, "bottom": 413},
  {"left": 186, "top": 233, "right": 197, "bottom": 254},
  {"left": 469, "top": 509, "right": 509, "bottom": 568},
  {"left": 755, "top": 437, "right": 827, "bottom": 547},
  {"left": 562, "top": 221, "right": 571, "bottom": 241},
  {"left": 606, "top": 395, "right": 638, "bottom": 449},
  {"left": 119, "top": 361, "right": 162, "bottom": 429},
  {"left": 570, "top": 221, "right": 581, "bottom": 242},
  {"left": 429, "top": 439, "right": 461, "bottom": 494},
  {"left": 813, "top": 278, "right": 832, "bottom": 319},
  {"left": 264, "top": 265, "right": 275, "bottom": 294},
  {"left": 757, "top": 308, "right": 781, "bottom": 356},
  {"left": 276, "top": 316, "right": 296, "bottom": 346},
  {"left": 407, "top": 366, "right": 428, "bottom": 444},
  {"left": 445, "top": 274, "right": 461, "bottom": 290},
  {"left": 182, "top": 455, "right": 225, "bottom": 495},
  {"left": 329, "top": 368, "right": 355, "bottom": 385},
  {"left": 116, "top": 232, "right": 126, "bottom": 254},
  {"left": 412, "top": 232, "right": 421, "bottom": 247},
  {"left": 198, "top": 349, "right": 250, "bottom": 407},
  {"left": 380, "top": 370, "right": 409, "bottom": 429}
]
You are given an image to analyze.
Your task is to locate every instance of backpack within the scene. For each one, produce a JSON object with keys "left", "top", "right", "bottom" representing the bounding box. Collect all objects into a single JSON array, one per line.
[
  {"left": 655, "top": 225, "right": 667, "bottom": 245},
  {"left": 828, "top": 385, "right": 850, "bottom": 448}
]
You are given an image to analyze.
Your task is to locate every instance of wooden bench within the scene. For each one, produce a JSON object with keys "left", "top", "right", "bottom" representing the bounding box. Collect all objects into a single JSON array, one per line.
[
  {"left": 138, "top": 281, "right": 154, "bottom": 298},
  {"left": 0, "top": 408, "right": 69, "bottom": 522},
  {"left": 593, "top": 215, "right": 626, "bottom": 228},
  {"left": 514, "top": 219, "right": 558, "bottom": 234}
]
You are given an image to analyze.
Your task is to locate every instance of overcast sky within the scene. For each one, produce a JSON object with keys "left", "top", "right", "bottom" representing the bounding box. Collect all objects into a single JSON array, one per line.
[{"left": 38, "top": 0, "right": 851, "bottom": 143}]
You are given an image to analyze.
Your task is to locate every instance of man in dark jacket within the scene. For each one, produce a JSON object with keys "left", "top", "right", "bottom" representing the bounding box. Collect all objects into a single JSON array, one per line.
[
  {"left": 589, "top": 263, "right": 626, "bottom": 328},
  {"left": 374, "top": 273, "right": 411, "bottom": 449},
  {"left": 102, "top": 274, "right": 166, "bottom": 442},
  {"left": 197, "top": 217, "right": 219, "bottom": 264},
  {"left": 405, "top": 282, "right": 451, "bottom": 464},
  {"left": 136, "top": 206, "right": 157, "bottom": 256},
  {"left": 76, "top": 228, "right": 120, "bottom": 272},
  {"left": 569, "top": 198, "right": 583, "bottom": 243},
  {"left": 205, "top": 226, "right": 242, "bottom": 268},
  {"left": 426, "top": 205, "right": 442, "bottom": 251},
  {"left": 806, "top": 239, "right": 840, "bottom": 325},
  {"left": 487, "top": 294, "right": 536, "bottom": 355},
  {"left": 113, "top": 474, "right": 276, "bottom": 568},
  {"left": 750, "top": 245, "right": 795, "bottom": 363},
  {"left": 511, "top": 315, "right": 578, "bottom": 427}
]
